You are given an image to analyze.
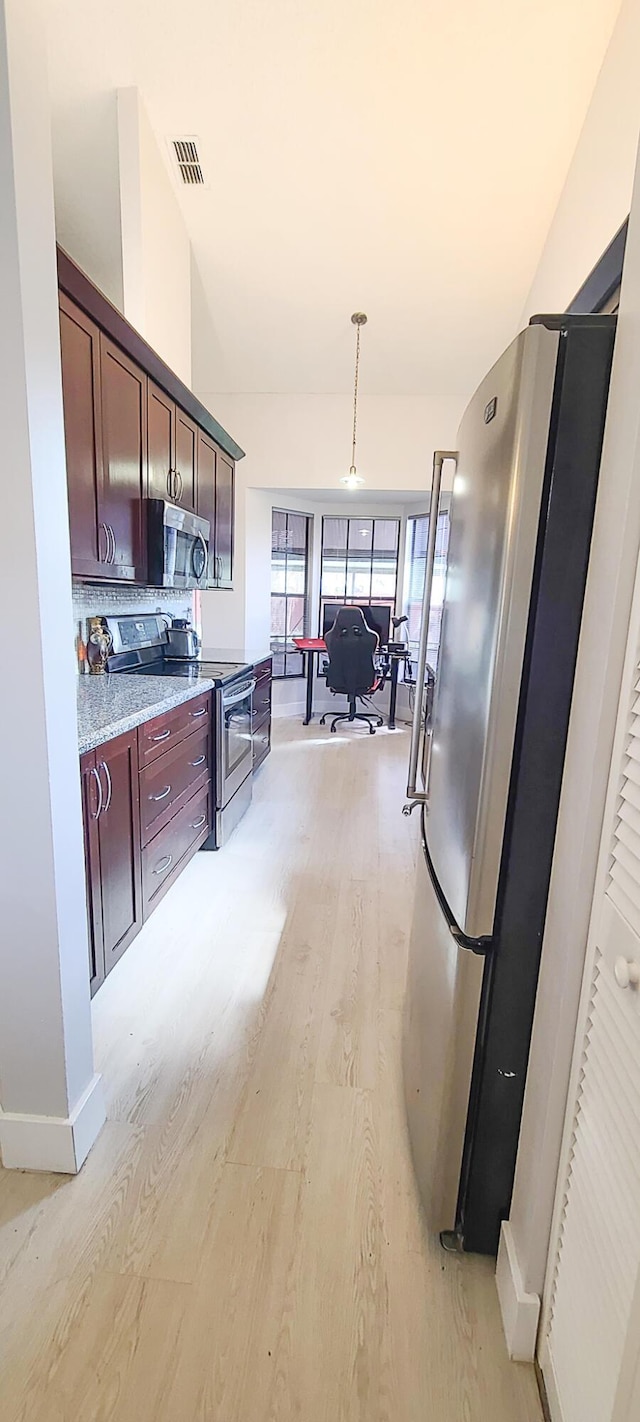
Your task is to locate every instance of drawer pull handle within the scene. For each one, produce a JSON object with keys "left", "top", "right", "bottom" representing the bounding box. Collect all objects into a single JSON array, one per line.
[
  {"left": 151, "top": 785, "right": 172, "bottom": 802},
  {"left": 190, "top": 707, "right": 207, "bottom": 718},
  {"left": 191, "top": 814, "right": 207, "bottom": 829},
  {"left": 190, "top": 754, "right": 207, "bottom": 767},
  {"left": 101, "top": 761, "right": 112, "bottom": 813},
  {"left": 90, "top": 765, "right": 103, "bottom": 819},
  {"left": 151, "top": 728, "right": 171, "bottom": 742},
  {"left": 152, "top": 854, "right": 173, "bottom": 876}
]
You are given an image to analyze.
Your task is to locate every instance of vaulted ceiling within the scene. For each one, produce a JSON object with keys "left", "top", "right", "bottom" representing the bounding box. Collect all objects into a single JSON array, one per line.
[{"left": 46, "top": 0, "right": 621, "bottom": 397}]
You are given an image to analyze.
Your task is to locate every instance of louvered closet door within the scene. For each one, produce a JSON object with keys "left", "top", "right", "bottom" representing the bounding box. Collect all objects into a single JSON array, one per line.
[{"left": 541, "top": 669, "right": 640, "bottom": 1422}]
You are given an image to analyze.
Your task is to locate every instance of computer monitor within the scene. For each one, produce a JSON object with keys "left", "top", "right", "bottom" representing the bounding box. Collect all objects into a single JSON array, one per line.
[{"left": 321, "top": 602, "right": 391, "bottom": 646}]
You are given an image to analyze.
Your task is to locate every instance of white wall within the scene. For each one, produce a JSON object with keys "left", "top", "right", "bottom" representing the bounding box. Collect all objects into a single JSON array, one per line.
[
  {"left": 0, "top": 0, "right": 104, "bottom": 1172},
  {"left": 521, "top": 0, "right": 640, "bottom": 321},
  {"left": 192, "top": 390, "right": 462, "bottom": 492},
  {"left": 118, "top": 88, "right": 191, "bottom": 384},
  {"left": 196, "top": 388, "right": 461, "bottom": 655},
  {"left": 498, "top": 0, "right": 640, "bottom": 1358},
  {"left": 52, "top": 88, "right": 123, "bottom": 309}
]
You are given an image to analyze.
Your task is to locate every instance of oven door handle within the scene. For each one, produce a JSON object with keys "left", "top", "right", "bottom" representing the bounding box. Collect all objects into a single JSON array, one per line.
[{"left": 222, "top": 678, "right": 256, "bottom": 708}]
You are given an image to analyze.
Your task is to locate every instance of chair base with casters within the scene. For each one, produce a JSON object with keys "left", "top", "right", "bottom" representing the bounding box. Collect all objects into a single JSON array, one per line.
[{"left": 320, "top": 693, "right": 384, "bottom": 735}]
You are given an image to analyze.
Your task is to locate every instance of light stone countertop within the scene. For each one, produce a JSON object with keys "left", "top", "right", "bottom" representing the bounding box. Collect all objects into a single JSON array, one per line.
[{"left": 77, "top": 674, "right": 215, "bottom": 755}]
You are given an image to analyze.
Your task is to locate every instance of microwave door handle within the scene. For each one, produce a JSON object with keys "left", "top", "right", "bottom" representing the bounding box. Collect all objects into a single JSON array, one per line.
[
  {"left": 192, "top": 531, "right": 208, "bottom": 582},
  {"left": 223, "top": 678, "right": 256, "bottom": 708},
  {"left": 404, "top": 450, "right": 457, "bottom": 815}
]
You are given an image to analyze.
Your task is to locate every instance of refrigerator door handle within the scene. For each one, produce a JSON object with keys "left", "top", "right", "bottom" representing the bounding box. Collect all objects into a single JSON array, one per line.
[{"left": 404, "top": 449, "right": 458, "bottom": 814}]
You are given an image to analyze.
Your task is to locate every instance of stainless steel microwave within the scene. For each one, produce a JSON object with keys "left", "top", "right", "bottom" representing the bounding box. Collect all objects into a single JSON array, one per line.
[{"left": 147, "top": 500, "right": 210, "bottom": 590}]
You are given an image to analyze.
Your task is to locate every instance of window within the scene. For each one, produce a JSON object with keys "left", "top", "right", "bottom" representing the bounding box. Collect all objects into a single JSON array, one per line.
[
  {"left": 404, "top": 508, "right": 450, "bottom": 668},
  {"left": 270, "top": 510, "right": 312, "bottom": 677},
  {"left": 320, "top": 516, "right": 400, "bottom": 637}
]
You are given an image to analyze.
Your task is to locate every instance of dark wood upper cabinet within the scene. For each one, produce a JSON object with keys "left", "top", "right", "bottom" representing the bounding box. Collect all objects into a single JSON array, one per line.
[
  {"left": 93, "top": 729, "right": 143, "bottom": 973},
  {"left": 215, "top": 451, "right": 234, "bottom": 588},
  {"left": 59, "top": 295, "right": 107, "bottom": 576},
  {"left": 196, "top": 430, "right": 216, "bottom": 584},
  {"left": 175, "top": 409, "right": 197, "bottom": 511},
  {"left": 100, "top": 335, "right": 147, "bottom": 581},
  {"left": 195, "top": 433, "right": 234, "bottom": 587},
  {"left": 58, "top": 259, "right": 240, "bottom": 587},
  {"left": 147, "top": 380, "right": 176, "bottom": 503},
  {"left": 80, "top": 749, "right": 105, "bottom": 996}
]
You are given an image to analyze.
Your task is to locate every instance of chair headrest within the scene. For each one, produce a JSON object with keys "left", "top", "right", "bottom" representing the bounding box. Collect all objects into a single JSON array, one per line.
[{"left": 330, "top": 606, "right": 370, "bottom": 636}]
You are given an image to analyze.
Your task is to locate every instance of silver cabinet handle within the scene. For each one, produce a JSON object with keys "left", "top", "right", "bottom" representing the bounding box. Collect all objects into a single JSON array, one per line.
[
  {"left": 177, "top": 470, "right": 184, "bottom": 502},
  {"left": 190, "top": 754, "right": 206, "bottom": 767},
  {"left": 152, "top": 854, "right": 173, "bottom": 876},
  {"left": 191, "top": 814, "right": 207, "bottom": 829},
  {"left": 167, "top": 470, "right": 173, "bottom": 499},
  {"left": 151, "top": 728, "right": 171, "bottom": 742},
  {"left": 99, "top": 522, "right": 110, "bottom": 564},
  {"left": 101, "top": 760, "right": 112, "bottom": 813},
  {"left": 150, "top": 785, "right": 172, "bottom": 801},
  {"left": 90, "top": 765, "right": 103, "bottom": 819},
  {"left": 404, "top": 450, "right": 457, "bottom": 815},
  {"left": 109, "top": 526, "right": 117, "bottom": 564},
  {"left": 190, "top": 707, "right": 207, "bottom": 718}
]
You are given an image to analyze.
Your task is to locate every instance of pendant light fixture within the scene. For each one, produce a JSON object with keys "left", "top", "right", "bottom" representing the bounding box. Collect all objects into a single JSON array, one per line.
[{"left": 340, "top": 312, "right": 367, "bottom": 489}]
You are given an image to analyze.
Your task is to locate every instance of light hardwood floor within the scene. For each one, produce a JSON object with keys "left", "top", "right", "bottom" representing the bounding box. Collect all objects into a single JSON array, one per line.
[{"left": 0, "top": 717, "right": 543, "bottom": 1421}]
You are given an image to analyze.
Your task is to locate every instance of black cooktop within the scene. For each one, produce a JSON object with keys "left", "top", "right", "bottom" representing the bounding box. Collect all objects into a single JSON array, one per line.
[{"left": 123, "top": 658, "right": 250, "bottom": 686}]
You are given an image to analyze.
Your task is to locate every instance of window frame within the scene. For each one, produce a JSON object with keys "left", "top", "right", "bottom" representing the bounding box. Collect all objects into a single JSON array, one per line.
[
  {"left": 319, "top": 515, "right": 401, "bottom": 639},
  {"left": 403, "top": 500, "right": 451, "bottom": 671},
  {"left": 270, "top": 508, "right": 313, "bottom": 679}
]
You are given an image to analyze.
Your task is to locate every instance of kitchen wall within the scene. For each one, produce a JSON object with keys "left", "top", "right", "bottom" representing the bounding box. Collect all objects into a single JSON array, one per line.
[
  {"left": 117, "top": 87, "right": 192, "bottom": 385},
  {"left": 521, "top": 0, "right": 640, "bottom": 321},
  {"left": 498, "top": 0, "right": 640, "bottom": 1359},
  {"left": 196, "top": 389, "right": 461, "bottom": 656},
  {"left": 72, "top": 583, "right": 195, "bottom": 663}
]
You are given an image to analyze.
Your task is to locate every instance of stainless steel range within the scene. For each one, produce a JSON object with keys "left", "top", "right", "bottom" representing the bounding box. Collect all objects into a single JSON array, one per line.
[{"left": 101, "top": 613, "right": 255, "bottom": 846}]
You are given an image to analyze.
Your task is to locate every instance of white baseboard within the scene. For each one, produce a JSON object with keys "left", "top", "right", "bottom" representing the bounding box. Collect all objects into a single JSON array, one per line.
[
  {"left": 496, "top": 1221, "right": 541, "bottom": 1362},
  {"left": 272, "top": 700, "right": 306, "bottom": 719},
  {"left": 0, "top": 1072, "right": 106, "bottom": 1173}
]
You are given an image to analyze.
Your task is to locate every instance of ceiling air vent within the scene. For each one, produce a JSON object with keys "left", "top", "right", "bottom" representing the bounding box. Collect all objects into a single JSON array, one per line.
[{"left": 170, "top": 137, "right": 205, "bottom": 186}]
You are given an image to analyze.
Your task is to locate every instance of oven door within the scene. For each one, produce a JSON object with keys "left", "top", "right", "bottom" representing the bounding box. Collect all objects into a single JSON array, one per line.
[{"left": 218, "top": 677, "right": 256, "bottom": 807}]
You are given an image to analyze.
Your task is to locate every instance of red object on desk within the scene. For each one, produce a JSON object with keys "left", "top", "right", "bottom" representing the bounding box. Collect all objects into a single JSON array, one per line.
[{"left": 292, "top": 637, "right": 326, "bottom": 651}]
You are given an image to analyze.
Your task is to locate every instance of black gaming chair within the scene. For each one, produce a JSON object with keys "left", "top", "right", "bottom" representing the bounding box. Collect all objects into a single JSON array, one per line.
[{"left": 320, "top": 606, "right": 384, "bottom": 734}]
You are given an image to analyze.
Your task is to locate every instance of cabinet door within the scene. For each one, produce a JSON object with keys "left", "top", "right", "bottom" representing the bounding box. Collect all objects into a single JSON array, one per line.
[
  {"left": 100, "top": 335, "right": 147, "bottom": 581},
  {"left": 148, "top": 381, "right": 176, "bottom": 503},
  {"left": 59, "top": 295, "right": 107, "bottom": 577},
  {"left": 215, "top": 451, "right": 234, "bottom": 588},
  {"left": 196, "top": 430, "right": 216, "bottom": 585},
  {"left": 175, "top": 409, "right": 197, "bottom": 510},
  {"left": 80, "top": 750, "right": 105, "bottom": 996},
  {"left": 95, "top": 729, "right": 143, "bottom": 973}
]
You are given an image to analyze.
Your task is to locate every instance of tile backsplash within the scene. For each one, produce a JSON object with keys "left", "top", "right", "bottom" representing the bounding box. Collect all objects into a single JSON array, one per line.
[{"left": 72, "top": 582, "right": 197, "bottom": 663}]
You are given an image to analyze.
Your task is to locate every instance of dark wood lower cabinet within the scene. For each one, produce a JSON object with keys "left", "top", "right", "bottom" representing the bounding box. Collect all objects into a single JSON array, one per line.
[
  {"left": 252, "top": 657, "right": 272, "bottom": 772},
  {"left": 80, "top": 696, "right": 213, "bottom": 994},
  {"left": 80, "top": 730, "right": 143, "bottom": 995}
]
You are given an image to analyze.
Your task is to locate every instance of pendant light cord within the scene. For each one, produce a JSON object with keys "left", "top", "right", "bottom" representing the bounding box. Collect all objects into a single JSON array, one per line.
[{"left": 351, "top": 321, "right": 361, "bottom": 470}]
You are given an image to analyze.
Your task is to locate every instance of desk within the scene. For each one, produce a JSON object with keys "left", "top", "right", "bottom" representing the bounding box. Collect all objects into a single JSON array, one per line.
[
  {"left": 293, "top": 636, "right": 410, "bottom": 729},
  {"left": 292, "top": 637, "right": 326, "bottom": 724}
]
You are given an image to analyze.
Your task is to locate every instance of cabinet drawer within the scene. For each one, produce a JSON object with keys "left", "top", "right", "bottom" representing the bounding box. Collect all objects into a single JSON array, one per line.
[
  {"left": 138, "top": 692, "right": 210, "bottom": 766},
  {"left": 139, "top": 723, "right": 210, "bottom": 847},
  {"left": 252, "top": 712, "right": 271, "bottom": 771},
  {"left": 142, "top": 783, "right": 210, "bottom": 915},
  {"left": 253, "top": 676, "right": 272, "bottom": 721},
  {"left": 254, "top": 657, "right": 272, "bottom": 683}
]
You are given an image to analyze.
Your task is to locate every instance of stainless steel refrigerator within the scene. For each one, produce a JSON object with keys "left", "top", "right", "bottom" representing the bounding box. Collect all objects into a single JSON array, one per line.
[{"left": 403, "top": 313, "right": 616, "bottom": 1255}]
